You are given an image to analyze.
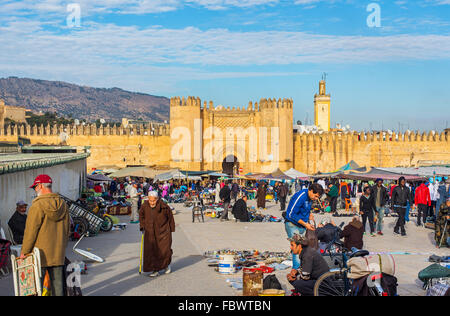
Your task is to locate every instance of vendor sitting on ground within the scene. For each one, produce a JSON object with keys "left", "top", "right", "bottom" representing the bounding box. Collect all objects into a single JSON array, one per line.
[
  {"left": 8, "top": 200, "right": 28, "bottom": 244},
  {"left": 435, "top": 197, "right": 450, "bottom": 247},
  {"left": 340, "top": 216, "right": 364, "bottom": 251},
  {"left": 316, "top": 218, "right": 338, "bottom": 250},
  {"left": 287, "top": 233, "right": 330, "bottom": 296},
  {"left": 232, "top": 195, "right": 249, "bottom": 222}
]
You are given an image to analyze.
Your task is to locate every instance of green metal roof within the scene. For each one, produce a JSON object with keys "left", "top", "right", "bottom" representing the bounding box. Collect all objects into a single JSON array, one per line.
[
  {"left": 21, "top": 146, "right": 77, "bottom": 150},
  {"left": 0, "top": 152, "right": 90, "bottom": 175}
]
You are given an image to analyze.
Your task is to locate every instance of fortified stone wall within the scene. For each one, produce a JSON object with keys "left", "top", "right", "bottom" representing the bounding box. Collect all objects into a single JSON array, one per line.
[
  {"left": 170, "top": 96, "right": 293, "bottom": 174},
  {"left": 0, "top": 123, "right": 171, "bottom": 171},
  {"left": 1, "top": 123, "right": 449, "bottom": 174},
  {"left": 294, "top": 131, "right": 450, "bottom": 174}
]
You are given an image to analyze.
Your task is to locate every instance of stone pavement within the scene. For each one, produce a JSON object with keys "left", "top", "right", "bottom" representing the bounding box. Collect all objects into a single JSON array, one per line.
[{"left": 0, "top": 198, "right": 448, "bottom": 296}]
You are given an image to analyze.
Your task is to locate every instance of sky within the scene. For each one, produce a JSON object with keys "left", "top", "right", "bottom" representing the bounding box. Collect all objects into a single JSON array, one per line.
[{"left": 0, "top": 0, "right": 449, "bottom": 131}]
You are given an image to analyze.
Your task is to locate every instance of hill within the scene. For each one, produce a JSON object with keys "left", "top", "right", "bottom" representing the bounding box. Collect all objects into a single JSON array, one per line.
[{"left": 0, "top": 77, "right": 169, "bottom": 123}]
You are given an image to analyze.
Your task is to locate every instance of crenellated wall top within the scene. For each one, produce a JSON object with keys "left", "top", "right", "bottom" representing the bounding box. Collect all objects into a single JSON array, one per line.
[
  {"left": 0, "top": 123, "right": 170, "bottom": 137},
  {"left": 170, "top": 96, "right": 293, "bottom": 112}
]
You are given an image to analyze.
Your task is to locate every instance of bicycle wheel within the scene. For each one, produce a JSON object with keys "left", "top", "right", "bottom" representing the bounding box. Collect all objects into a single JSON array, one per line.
[
  {"left": 314, "top": 271, "right": 349, "bottom": 296},
  {"left": 100, "top": 216, "right": 114, "bottom": 232},
  {"left": 72, "top": 217, "right": 89, "bottom": 236}
]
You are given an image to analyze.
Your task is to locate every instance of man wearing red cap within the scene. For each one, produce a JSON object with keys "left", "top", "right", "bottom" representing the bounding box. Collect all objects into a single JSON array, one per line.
[{"left": 21, "top": 174, "right": 70, "bottom": 296}]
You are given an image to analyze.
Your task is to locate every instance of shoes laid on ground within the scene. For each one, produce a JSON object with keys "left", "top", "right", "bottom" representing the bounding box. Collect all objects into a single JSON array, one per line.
[
  {"left": 164, "top": 265, "right": 171, "bottom": 274},
  {"left": 148, "top": 271, "right": 159, "bottom": 277}
]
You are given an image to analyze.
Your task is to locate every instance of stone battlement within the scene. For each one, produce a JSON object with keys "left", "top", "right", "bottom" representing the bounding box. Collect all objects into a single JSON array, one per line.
[
  {"left": 295, "top": 131, "right": 449, "bottom": 142},
  {"left": 0, "top": 123, "right": 170, "bottom": 137},
  {"left": 3, "top": 123, "right": 447, "bottom": 143},
  {"left": 170, "top": 96, "right": 293, "bottom": 111}
]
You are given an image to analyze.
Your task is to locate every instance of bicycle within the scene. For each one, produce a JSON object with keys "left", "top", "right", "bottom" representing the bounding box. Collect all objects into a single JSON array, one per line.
[
  {"left": 314, "top": 243, "right": 374, "bottom": 296},
  {"left": 314, "top": 225, "right": 383, "bottom": 296}
]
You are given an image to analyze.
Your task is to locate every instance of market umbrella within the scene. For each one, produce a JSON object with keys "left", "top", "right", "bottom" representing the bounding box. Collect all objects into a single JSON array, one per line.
[
  {"left": 92, "top": 165, "right": 121, "bottom": 174},
  {"left": 87, "top": 174, "right": 113, "bottom": 182},
  {"left": 270, "top": 168, "right": 293, "bottom": 180},
  {"left": 245, "top": 173, "right": 268, "bottom": 180},
  {"left": 110, "top": 167, "right": 173, "bottom": 179},
  {"left": 154, "top": 169, "right": 201, "bottom": 181},
  {"left": 338, "top": 167, "right": 426, "bottom": 181},
  {"left": 208, "top": 172, "right": 229, "bottom": 177},
  {"left": 284, "top": 168, "right": 310, "bottom": 180}
]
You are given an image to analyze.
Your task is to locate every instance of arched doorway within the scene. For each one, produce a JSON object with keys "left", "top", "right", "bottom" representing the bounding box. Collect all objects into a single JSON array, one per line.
[{"left": 222, "top": 155, "right": 239, "bottom": 176}]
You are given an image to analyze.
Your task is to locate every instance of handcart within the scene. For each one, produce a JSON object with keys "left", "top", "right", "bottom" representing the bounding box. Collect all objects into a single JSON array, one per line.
[{"left": 60, "top": 195, "right": 104, "bottom": 236}]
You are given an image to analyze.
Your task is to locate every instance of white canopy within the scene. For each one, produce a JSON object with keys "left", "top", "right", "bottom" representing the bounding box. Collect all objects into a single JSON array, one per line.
[
  {"left": 284, "top": 168, "right": 310, "bottom": 179},
  {"left": 154, "top": 169, "right": 201, "bottom": 182}
]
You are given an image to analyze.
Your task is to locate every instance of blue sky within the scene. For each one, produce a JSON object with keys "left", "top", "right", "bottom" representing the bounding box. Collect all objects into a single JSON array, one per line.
[{"left": 0, "top": 0, "right": 449, "bottom": 131}]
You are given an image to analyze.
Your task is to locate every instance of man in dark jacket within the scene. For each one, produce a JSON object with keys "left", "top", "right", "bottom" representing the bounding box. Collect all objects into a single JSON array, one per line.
[
  {"left": 371, "top": 179, "right": 389, "bottom": 235},
  {"left": 219, "top": 181, "right": 232, "bottom": 221},
  {"left": 287, "top": 233, "right": 330, "bottom": 296},
  {"left": 392, "top": 177, "right": 414, "bottom": 236},
  {"left": 277, "top": 182, "right": 289, "bottom": 212},
  {"left": 8, "top": 200, "right": 28, "bottom": 244},
  {"left": 316, "top": 218, "right": 338, "bottom": 250},
  {"left": 232, "top": 195, "right": 249, "bottom": 222},
  {"left": 231, "top": 182, "right": 239, "bottom": 203}
]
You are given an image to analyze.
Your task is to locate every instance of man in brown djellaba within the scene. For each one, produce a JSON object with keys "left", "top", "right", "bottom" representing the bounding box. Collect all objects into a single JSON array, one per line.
[{"left": 139, "top": 191, "right": 175, "bottom": 277}]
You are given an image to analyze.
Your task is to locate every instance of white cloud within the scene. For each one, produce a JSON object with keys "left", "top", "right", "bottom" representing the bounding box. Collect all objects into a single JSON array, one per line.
[
  {"left": 0, "top": 0, "right": 279, "bottom": 16},
  {"left": 0, "top": 20, "right": 448, "bottom": 73},
  {"left": 0, "top": 4, "right": 449, "bottom": 93}
]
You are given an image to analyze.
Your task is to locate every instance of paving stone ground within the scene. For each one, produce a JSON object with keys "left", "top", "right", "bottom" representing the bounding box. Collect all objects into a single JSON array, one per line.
[{"left": 1, "top": 197, "right": 448, "bottom": 296}]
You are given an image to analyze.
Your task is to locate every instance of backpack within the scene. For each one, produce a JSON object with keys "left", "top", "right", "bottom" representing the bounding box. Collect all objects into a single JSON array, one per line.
[
  {"left": 0, "top": 239, "right": 11, "bottom": 271},
  {"left": 380, "top": 273, "right": 398, "bottom": 296},
  {"left": 263, "top": 275, "right": 282, "bottom": 290}
]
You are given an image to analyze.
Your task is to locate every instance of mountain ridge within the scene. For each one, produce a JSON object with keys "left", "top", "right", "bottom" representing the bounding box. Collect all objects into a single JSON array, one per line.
[{"left": 0, "top": 77, "right": 170, "bottom": 122}]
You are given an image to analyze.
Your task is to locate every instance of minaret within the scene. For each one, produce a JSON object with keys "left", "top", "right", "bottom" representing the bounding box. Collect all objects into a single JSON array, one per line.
[{"left": 314, "top": 76, "right": 331, "bottom": 132}]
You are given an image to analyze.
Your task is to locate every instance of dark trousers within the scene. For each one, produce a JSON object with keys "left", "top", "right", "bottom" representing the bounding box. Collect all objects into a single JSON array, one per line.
[
  {"left": 429, "top": 201, "right": 436, "bottom": 219},
  {"left": 330, "top": 196, "right": 338, "bottom": 213},
  {"left": 221, "top": 202, "right": 230, "bottom": 220},
  {"left": 417, "top": 204, "right": 428, "bottom": 225},
  {"left": 41, "top": 266, "right": 65, "bottom": 296},
  {"left": 290, "top": 278, "right": 316, "bottom": 296},
  {"left": 361, "top": 210, "right": 375, "bottom": 234},
  {"left": 279, "top": 196, "right": 287, "bottom": 211},
  {"left": 394, "top": 207, "right": 406, "bottom": 234}
]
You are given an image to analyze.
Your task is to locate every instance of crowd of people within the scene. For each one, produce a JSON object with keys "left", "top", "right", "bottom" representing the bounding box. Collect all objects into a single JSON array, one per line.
[{"left": 3, "top": 171, "right": 449, "bottom": 296}]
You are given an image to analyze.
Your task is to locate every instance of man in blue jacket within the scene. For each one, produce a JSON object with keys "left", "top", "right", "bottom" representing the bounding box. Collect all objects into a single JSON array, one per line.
[{"left": 284, "top": 183, "right": 324, "bottom": 271}]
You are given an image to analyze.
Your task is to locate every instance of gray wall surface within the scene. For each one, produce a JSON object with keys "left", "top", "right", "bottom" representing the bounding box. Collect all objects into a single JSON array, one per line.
[{"left": 0, "top": 158, "right": 87, "bottom": 240}]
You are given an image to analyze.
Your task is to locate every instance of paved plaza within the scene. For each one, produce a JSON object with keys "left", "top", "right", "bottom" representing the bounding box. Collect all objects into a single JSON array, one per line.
[{"left": 0, "top": 198, "right": 448, "bottom": 296}]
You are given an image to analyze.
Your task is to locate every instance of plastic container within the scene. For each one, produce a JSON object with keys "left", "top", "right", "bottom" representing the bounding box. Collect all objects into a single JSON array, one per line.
[{"left": 218, "top": 254, "right": 236, "bottom": 274}]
